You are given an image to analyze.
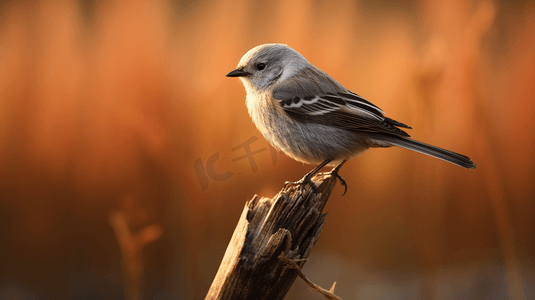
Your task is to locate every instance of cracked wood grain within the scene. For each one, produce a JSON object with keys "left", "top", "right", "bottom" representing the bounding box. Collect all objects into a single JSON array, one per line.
[{"left": 205, "top": 172, "right": 340, "bottom": 300}]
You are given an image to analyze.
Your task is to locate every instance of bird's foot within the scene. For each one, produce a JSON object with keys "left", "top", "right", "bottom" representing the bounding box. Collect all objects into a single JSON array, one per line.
[
  {"left": 330, "top": 161, "right": 348, "bottom": 196},
  {"left": 285, "top": 174, "right": 317, "bottom": 192}
]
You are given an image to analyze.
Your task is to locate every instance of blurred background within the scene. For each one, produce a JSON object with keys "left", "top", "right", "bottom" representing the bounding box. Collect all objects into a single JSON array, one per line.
[{"left": 0, "top": 0, "right": 534, "bottom": 299}]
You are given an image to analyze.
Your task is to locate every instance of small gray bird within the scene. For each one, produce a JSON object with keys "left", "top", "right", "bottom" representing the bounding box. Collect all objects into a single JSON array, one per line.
[{"left": 227, "top": 44, "right": 475, "bottom": 194}]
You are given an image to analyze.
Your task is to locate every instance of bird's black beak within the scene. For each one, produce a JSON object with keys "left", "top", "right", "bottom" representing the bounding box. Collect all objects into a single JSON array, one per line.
[{"left": 226, "top": 68, "right": 250, "bottom": 77}]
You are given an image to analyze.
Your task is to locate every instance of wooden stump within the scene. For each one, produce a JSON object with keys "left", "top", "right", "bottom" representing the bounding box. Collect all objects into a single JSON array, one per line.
[{"left": 205, "top": 172, "right": 339, "bottom": 300}]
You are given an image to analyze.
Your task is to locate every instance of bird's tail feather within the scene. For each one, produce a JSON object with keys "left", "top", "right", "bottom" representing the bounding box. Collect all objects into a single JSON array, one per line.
[{"left": 375, "top": 135, "right": 476, "bottom": 169}]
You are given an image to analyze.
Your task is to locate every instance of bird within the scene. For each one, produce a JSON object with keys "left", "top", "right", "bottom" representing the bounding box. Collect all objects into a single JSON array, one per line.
[{"left": 226, "top": 43, "right": 476, "bottom": 194}]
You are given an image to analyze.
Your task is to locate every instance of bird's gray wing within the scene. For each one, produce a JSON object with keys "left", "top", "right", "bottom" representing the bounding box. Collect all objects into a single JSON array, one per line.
[{"left": 272, "top": 67, "right": 411, "bottom": 137}]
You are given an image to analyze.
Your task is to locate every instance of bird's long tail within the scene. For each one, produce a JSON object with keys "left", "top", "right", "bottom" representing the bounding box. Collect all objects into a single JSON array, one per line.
[{"left": 375, "top": 134, "right": 476, "bottom": 169}]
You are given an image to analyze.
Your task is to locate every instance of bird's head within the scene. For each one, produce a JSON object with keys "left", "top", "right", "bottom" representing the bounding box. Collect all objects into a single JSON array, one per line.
[{"left": 226, "top": 44, "right": 310, "bottom": 92}]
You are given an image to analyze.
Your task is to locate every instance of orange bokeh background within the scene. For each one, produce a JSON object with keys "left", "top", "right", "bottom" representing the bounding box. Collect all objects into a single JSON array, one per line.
[{"left": 1, "top": 0, "right": 534, "bottom": 299}]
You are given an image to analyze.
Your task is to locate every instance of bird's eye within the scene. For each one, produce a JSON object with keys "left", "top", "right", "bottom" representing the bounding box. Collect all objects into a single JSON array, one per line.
[{"left": 256, "top": 63, "right": 266, "bottom": 71}]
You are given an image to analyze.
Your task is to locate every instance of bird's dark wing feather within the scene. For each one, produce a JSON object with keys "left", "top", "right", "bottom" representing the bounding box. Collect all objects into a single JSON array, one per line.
[{"left": 272, "top": 66, "right": 411, "bottom": 137}]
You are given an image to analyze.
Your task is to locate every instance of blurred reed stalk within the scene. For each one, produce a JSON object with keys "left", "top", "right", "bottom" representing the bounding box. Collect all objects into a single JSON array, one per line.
[
  {"left": 467, "top": 2, "right": 526, "bottom": 299},
  {"left": 109, "top": 211, "right": 163, "bottom": 300}
]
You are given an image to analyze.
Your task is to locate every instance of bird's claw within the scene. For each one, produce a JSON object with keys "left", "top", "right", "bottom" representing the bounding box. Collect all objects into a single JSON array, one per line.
[
  {"left": 332, "top": 172, "right": 347, "bottom": 196},
  {"left": 330, "top": 163, "right": 348, "bottom": 196},
  {"left": 285, "top": 174, "right": 317, "bottom": 192}
]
